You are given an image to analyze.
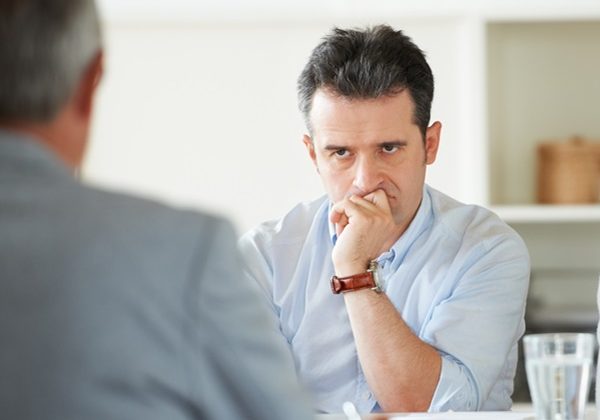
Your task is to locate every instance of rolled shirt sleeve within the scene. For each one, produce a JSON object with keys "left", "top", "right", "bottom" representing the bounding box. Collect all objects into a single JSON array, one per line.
[
  {"left": 424, "top": 234, "right": 530, "bottom": 411},
  {"left": 430, "top": 355, "right": 478, "bottom": 411}
]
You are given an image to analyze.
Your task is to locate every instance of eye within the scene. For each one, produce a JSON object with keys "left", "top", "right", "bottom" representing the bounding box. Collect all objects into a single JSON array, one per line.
[
  {"left": 334, "top": 149, "right": 349, "bottom": 158},
  {"left": 381, "top": 144, "right": 399, "bottom": 154}
]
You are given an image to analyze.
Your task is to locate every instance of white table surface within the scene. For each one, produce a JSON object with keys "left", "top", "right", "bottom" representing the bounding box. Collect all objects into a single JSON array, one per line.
[{"left": 315, "top": 403, "right": 597, "bottom": 420}]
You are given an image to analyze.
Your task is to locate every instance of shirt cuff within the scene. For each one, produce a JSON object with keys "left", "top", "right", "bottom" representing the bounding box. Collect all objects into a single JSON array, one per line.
[{"left": 429, "top": 355, "right": 479, "bottom": 412}]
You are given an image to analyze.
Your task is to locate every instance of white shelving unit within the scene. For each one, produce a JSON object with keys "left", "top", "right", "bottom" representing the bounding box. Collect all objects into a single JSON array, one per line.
[
  {"left": 492, "top": 205, "right": 600, "bottom": 224},
  {"left": 89, "top": 1, "right": 600, "bottom": 280}
]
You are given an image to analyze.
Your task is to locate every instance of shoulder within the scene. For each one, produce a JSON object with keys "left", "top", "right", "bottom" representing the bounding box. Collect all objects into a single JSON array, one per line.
[
  {"left": 72, "top": 183, "right": 235, "bottom": 254},
  {"left": 239, "top": 195, "right": 328, "bottom": 253},
  {"left": 427, "top": 186, "right": 528, "bottom": 258}
]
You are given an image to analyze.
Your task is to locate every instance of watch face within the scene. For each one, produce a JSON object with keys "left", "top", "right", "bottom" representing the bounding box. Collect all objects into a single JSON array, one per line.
[{"left": 368, "top": 260, "right": 383, "bottom": 292}]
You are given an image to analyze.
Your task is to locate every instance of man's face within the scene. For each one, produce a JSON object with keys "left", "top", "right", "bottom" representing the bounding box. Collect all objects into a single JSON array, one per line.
[{"left": 303, "top": 88, "right": 441, "bottom": 228}]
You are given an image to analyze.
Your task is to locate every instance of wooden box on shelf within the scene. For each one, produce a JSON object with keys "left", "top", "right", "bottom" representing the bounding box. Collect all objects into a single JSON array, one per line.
[{"left": 537, "top": 137, "right": 600, "bottom": 204}]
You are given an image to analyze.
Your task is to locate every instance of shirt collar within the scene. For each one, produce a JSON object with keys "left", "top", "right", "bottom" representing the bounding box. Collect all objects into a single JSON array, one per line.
[
  {"left": 384, "top": 185, "right": 433, "bottom": 265},
  {"left": 327, "top": 202, "right": 337, "bottom": 245}
]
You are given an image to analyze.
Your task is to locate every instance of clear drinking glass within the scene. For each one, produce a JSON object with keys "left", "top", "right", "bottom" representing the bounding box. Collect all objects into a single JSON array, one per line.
[{"left": 523, "top": 333, "right": 595, "bottom": 420}]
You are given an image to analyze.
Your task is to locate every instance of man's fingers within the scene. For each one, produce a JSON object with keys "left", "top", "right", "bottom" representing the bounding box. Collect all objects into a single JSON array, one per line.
[
  {"left": 335, "top": 213, "right": 348, "bottom": 236},
  {"left": 331, "top": 197, "right": 363, "bottom": 219},
  {"left": 350, "top": 193, "right": 390, "bottom": 215},
  {"left": 349, "top": 194, "right": 376, "bottom": 211},
  {"left": 331, "top": 198, "right": 360, "bottom": 236},
  {"left": 361, "top": 189, "right": 392, "bottom": 213},
  {"left": 330, "top": 207, "right": 343, "bottom": 224}
]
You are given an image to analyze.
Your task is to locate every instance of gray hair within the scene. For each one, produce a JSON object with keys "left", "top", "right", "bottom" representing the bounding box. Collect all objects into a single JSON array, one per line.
[{"left": 0, "top": 0, "right": 102, "bottom": 123}]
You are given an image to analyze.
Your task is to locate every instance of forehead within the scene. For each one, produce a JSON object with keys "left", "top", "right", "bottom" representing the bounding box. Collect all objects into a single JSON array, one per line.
[{"left": 309, "top": 89, "right": 417, "bottom": 142}]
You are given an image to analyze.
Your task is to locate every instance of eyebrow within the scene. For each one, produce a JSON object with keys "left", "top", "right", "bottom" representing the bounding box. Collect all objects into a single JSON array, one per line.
[
  {"left": 323, "top": 140, "right": 407, "bottom": 151},
  {"left": 323, "top": 144, "right": 348, "bottom": 151},
  {"left": 378, "top": 140, "right": 407, "bottom": 148}
]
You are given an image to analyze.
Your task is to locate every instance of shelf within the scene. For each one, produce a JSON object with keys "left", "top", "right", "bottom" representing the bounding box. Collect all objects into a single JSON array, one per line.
[
  {"left": 487, "top": 21, "right": 600, "bottom": 206},
  {"left": 491, "top": 204, "right": 600, "bottom": 223},
  {"left": 525, "top": 306, "right": 598, "bottom": 329},
  {"left": 97, "top": 0, "right": 600, "bottom": 24}
]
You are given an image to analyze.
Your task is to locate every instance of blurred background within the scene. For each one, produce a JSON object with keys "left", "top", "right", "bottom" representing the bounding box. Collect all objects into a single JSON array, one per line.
[{"left": 88, "top": 0, "right": 600, "bottom": 401}]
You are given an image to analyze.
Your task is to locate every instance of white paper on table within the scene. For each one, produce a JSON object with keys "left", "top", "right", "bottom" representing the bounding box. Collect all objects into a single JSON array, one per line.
[{"left": 389, "top": 412, "right": 534, "bottom": 420}]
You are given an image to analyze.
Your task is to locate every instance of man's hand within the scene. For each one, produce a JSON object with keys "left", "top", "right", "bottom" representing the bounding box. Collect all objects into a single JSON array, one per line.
[{"left": 330, "top": 190, "right": 400, "bottom": 276}]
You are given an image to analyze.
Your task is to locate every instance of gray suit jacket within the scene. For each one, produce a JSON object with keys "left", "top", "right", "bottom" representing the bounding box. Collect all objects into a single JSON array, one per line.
[{"left": 0, "top": 130, "right": 312, "bottom": 420}]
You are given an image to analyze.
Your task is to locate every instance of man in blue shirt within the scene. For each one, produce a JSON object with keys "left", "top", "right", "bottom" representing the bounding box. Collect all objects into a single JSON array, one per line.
[{"left": 240, "top": 25, "right": 530, "bottom": 414}]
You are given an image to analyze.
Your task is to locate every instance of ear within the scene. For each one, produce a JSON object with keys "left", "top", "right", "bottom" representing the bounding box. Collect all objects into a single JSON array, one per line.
[
  {"left": 73, "top": 50, "right": 104, "bottom": 120},
  {"left": 424, "top": 121, "right": 441, "bottom": 165},
  {"left": 302, "top": 134, "right": 319, "bottom": 169}
]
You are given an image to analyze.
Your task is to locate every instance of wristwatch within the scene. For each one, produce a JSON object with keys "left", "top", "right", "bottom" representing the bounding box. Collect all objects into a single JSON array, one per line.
[{"left": 330, "top": 260, "right": 383, "bottom": 294}]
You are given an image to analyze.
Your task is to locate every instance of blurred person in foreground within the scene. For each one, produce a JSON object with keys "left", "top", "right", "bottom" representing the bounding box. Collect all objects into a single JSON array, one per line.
[
  {"left": 240, "top": 25, "right": 530, "bottom": 414},
  {"left": 0, "top": 1, "right": 312, "bottom": 419}
]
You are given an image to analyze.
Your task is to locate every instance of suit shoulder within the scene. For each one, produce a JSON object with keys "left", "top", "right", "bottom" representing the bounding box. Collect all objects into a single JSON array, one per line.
[{"left": 73, "top": 184, "right": 236, "bottom": 244}]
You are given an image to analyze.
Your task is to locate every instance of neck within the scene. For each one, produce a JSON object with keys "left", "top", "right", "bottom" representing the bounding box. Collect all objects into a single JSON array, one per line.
[{"left": 1, "top": 110, "right": 87, "bottom": 171}]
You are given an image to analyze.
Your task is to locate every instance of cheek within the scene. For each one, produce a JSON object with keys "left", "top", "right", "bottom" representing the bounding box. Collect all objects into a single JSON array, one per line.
[
  {"left": 320, "top": 170, "right": 353, "bottom": 200},
  {"left": 386, "top": 164, "right": 424, "bottom": 191}
]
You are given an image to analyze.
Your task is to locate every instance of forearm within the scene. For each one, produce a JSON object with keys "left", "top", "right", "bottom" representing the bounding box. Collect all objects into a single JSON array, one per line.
[{"left": 343, "top": 289, "right": 441, "bottom": 412}]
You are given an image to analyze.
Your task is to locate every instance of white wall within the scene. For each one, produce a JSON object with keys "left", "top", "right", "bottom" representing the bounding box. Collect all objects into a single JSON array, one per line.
[{"left": 84, "top": 13, "right": 481, "bottom": 233}]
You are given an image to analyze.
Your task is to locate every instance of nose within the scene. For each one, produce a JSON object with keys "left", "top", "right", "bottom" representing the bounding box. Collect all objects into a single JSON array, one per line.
[{"left": 352, "top": 155, "right": 383, "bottom": 195}]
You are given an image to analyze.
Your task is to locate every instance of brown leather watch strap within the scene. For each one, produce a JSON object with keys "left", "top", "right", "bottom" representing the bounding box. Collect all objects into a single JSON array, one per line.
[{"left": 330, "top": 271, "right": 376, "bottom": 294}]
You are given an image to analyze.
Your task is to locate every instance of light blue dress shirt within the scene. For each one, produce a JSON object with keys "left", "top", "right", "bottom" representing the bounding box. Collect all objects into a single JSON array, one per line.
[{"left": 239, "top": 185, "right": 530, "bottom": 413}]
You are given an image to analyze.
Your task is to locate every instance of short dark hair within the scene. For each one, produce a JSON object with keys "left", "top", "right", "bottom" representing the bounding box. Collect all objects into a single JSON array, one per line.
[
  {"left": 0, "top": 0, "right": 102, "bottom": 123},
  {"left": 297, "top": 25, "right": 434, "bottom": 139}
]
